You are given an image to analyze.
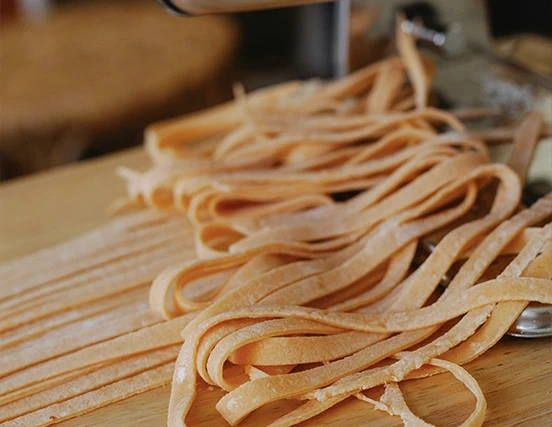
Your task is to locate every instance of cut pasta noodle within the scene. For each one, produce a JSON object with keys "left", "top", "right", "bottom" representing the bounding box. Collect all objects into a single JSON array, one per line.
[{"left": 1, "top": 15, "right": 550, "bottom": 427}]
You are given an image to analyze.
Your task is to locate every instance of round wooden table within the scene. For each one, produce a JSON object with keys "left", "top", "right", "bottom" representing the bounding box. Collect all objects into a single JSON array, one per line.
[{"left": 0, "top": 0, "right": 239, "bottom": 179}]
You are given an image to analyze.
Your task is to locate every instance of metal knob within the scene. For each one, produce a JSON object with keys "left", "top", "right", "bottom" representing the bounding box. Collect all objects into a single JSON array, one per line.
[{"left": 400, "top": 19, "right": 467, "bottom": 57}]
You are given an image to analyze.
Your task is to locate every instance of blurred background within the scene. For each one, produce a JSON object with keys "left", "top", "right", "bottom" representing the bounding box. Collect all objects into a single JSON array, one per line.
[{"left": 1, "top": 0, "right": 551, "bottom": 180}]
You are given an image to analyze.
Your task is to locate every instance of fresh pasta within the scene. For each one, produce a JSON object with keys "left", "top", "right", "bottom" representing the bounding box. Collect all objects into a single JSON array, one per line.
[
  {"left": 1, "top": 16, "right": 550, "bottom": 427},
  {"left": 118, "top": 18, "right": 551, "bottom": 427}
]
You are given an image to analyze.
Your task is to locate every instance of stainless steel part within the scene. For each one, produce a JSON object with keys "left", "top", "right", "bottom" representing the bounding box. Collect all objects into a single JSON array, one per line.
[
  {"left": 158, "top": 0, "right": 328, "bottom": 15},
  {"left": 158, "top": 0, "right": 350, "bottom": 79},
  {"left": 400, "top": 18, "right": 467, "bottom": 57},
  {"left": 333, "top": 0, "right": 349, "bottom": 78},
  {"left": 294, "top": 1, "right": 349, "bottom": 79},
  {"left": 157, "top": 0, "right": 190, "bottom": 16},
  {"left": 400, "top": 19, "right": 552, "bottom": 90},
  {"left": 420, "top": 234, "right": 552, "bottom": 339},
  {"left": 508, "top": 304, "right": 552, "bottom": 338}
]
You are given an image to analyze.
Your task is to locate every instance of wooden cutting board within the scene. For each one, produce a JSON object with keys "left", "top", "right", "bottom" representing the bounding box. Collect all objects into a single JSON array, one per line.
[{"left": 1, "top": 146, "right": 551, "bottom": 427}]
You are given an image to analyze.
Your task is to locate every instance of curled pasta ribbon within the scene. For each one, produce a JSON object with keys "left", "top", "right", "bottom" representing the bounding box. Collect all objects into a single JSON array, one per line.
[
  {"left": 105, "top": 15, "right": 552, "bottom": 427},
  {"left": 3, "top": 17, "right": 550, "bottom": 425},
  {"left": 159, "top": 186, "right": 550, "bottom": 426},
  {"left": 353, "top": 358, "right": 486, "bottom": 427},
  {"left": 122, "top": 110, "right": 468, "bottom": 215},
  {"left": 117, "top": 17, "right": 463, "bottom": 214}
]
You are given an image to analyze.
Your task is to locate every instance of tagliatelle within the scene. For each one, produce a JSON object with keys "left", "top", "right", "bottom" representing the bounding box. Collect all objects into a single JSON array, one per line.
[
  {"left": 2, "top": 363, "right": 176, "bottom": 427},
  {"left": 354, "top": 358, "right": 486, "bottom": 427},
  {"left": 1, "top": 15, "right": 551, "bottom": 427},
  {"left": 0, "top": 345, "right": 181, "bottom": 423},
  {"left": 145, "top": 21, "right": 549, "bottom": 427}
]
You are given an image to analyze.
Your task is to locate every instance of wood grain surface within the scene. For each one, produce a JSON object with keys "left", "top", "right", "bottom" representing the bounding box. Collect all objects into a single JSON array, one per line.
[{"left": 1, "top": 146, "right": 551, "bottom": 427}]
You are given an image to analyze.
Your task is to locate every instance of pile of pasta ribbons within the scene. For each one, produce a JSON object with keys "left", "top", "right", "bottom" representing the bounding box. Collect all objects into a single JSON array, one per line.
[
  {"left": 113, "top": 20, "right": 552, "bottom": 427},
  {"left": 2, "top": 19, "right": 550, "bottom": 427}
]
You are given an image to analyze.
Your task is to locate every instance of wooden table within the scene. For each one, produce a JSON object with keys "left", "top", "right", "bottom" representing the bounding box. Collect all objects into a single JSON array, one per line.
[
  {"left": 0, "top": 1, "right": 237, "bottom": 179},
  {"left": 1, "top": 147, "right": 551, "bottom": 426}
]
